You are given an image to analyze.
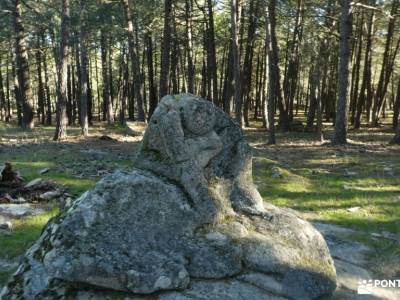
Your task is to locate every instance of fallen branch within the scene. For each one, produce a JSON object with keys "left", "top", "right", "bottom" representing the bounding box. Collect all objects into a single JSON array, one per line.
[{"left": 351, "top": 1, "right": 397, "bottom": 19}]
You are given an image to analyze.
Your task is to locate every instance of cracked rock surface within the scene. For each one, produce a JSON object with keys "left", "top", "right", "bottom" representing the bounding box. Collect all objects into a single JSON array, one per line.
[{"left": 1, "top": 94, "right": 336, "bottom": 300}]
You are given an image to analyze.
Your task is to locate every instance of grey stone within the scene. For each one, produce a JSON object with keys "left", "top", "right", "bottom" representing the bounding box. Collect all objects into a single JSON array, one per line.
[
  {"left": 312, "top": 221, "right": 371, "bottom": 267},
  {"left": 346, "top": 206, "right": 360, "bottom": 212},
  {"left": 328, "top": 236, "right": 371, "bottom": 267},
  {"left": 80, "top": 149, "right": 108, "bottom": 159},
  {"left": 312, "top": 221, "right": 356, "bottom": 236},
  {"left": 0, "top": 221, "right": 12, "bottom": 230},
  {"left": 39, "top": 190, "right": 62, "bottom": 200},
  {"left": 159, "top": 280, "right": 289, "bottom": 300},
  {"left": 10, "top": 197, "right": 26, "bottom": 204},
  {"left": 313, "top": 221, "right": 400, "bottom": 300},
  {"left": 271, "top": 166, "right": 283, "bottom": 178},
  {"left": 24, "top": 178, "right": 43, "bottom": 188},
  {"left": 2, "top": 94, "right": 336, "bottom": 300},
  {"left": 343, "top": 169, "right": 357, "bottom": 177},
  {"left": 0, "top": 258, "right": 17, "bottom": 270},
  {"left": 0, "top": 203, "right": 45, "bottom": 218},
  {"left": 38, "top": 168, "right": 50, "bottom": 175},
  {"left": 238, "top": 272, "right": 287, "bottom": 298}
]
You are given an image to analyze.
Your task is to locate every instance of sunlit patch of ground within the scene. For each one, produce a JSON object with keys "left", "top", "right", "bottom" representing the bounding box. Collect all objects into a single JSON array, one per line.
[{"left": 249, "top": 123, "right": 400, "bottom": 278}]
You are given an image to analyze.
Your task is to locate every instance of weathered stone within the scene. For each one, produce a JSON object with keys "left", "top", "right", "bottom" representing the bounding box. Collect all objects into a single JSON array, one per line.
[
  {"left": 271, "top": 166, "right": 284, "bottom": 178},
  {"left": 0, "top": 203, "right": 45, "bottom": 218},
  {"left": 159, "top": 280, "right": 289, "bottom": 300},
  {"left": 39, "top": 190, "right": 62, "bottom": 200},
  {"left": 0, "top": 221, "right": 12, "bottom": 230},
  {"left": 10, "top": 197, "right": 26, "bottom": 204},
  {"left": 80, "top": 149, "right": 108, "bottom": 159},
  {"left": 38, "top": 168, "right": 50, "bottom": 175},
  {"left": 24, "top": 178, "right": 43, "bottom": 188},
  {"left": 1, "top": 94, "right": 336, "bottom": 300}
]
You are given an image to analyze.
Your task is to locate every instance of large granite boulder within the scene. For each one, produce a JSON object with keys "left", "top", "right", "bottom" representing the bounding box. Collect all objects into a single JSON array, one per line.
[{"left": 1, "top": 94, "right": 336, "bottom": 300}]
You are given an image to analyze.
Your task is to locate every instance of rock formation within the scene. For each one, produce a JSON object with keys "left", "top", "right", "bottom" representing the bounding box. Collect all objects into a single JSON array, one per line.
[{"left": 1, "top": 94, "right": 336, "bottom": 300}]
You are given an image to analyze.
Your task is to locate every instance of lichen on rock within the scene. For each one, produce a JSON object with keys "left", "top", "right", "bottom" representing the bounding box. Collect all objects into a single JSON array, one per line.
[{"left": 1, "top": 94, "right": 336, "bottom": 300}]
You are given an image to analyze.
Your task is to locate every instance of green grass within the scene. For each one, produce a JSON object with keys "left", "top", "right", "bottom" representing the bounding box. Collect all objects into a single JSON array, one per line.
[
  {"left": 0, "top": 209, "right": 59, "bottom": 286},
  {"left": 0, "top": 123, "right": 134, "bottom": 195},
  {"left": 9, "top": 161, "right": 97, "bottom": 195},
  {"left": 0, "top": 269, "right": 15, "bottom": 288},
  {"left": 0, "top": 209, "right": 59, "bottom": 259},
  {"left": 255, "top": 157, "right": 400, "bottom": 235},
  {"left": 252, "top": 132, "right": 400, "bottom": 277}
]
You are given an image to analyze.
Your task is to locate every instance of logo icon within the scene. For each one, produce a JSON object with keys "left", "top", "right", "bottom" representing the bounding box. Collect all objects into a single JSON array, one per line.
[{"left": 358, "top": 279, "right": 373, "bottom": 295}]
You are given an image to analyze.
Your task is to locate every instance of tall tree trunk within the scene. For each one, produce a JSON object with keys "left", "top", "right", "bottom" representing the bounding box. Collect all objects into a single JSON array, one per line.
[
  {"left": 0, "top": 56, "right": 5, "bottom": 121},
  {"left": 54, "top": 0, "right": 71, "bottom": 140},
  {"left": 94, "top": 47, "right": 101, "bottom": 120},
  {"left": 260, "top": 43, "right": 268, "bottom": 128},
  {"left": 75, "top": 38, "right": 82, "bottom": 125},
  {"left": 171, "top": 18, "right": 179, "bottom": 95},
  {"left": 72, "top": 64, "right": 78, "bottom": 124},
  {"left": 306, "top": 63, "right": 318, "bottom": 130},
  {"left": 101, "top": 30, "right": 114, "bottom": 124},
  {"left": 268, "top": 0, "right": 287, "bottom": 131},
  {"left": 316, "top": 86, "right": 324, "bottom": 142},
  {"left": 79, "top": 0, "right": 89, "bottom": 136},
  {"left": 306, "top": 0, "right": 335, "bottom": 133},
  {"left": 119, "top": 49, "right": 128, "bottom": 125},
  {"left": 254, "top": 52, "right": 261, "bottom": 120},
  {"left": 266, "top": 3, "right": 276, "bottom": 144},
  {"left": 231, "top": 0, "right": 242, "bottom": 126},
  {"left": 371, "top": 0, "right": 399, "bottom": 126},
  {"left": 392, "top": 78, "right": 400, "bottom": 129},
  {"left": 219, "top": 44, "right": 227, "bottom": 107},
  {"left": 242, "top": 0, "right": 260, "bottom": 127},
  {"left": 283, "top": 0, "right": 303, "bottom": 122},
  {"left": 6, "top": 53, "right": 12, "bottom": 122},
  {"left": 333, "top": 0, "right": 352, "bottom": 145},
  {"left": 203, "top": 17, "right": 211, "bottom": 100},
  {"left": 35, "top": 36, "right": 46, "bottom": 124},
  {"left": 201, "top": 52, "right": 207, "bottom": 98},
  {"left": 354, "top": 9, "right": 374, "bottom": 129},
  {"left": 121, "top": 0, "right": 145, "bottom": 121},
  {"left": 109, "top": 37, "right": 115, "bottom": 121},
  {"left": 206, "top": 0, "right": 218, "bottom": 103},
  {"left": 141, "top": 46, "right": 148, "bottom": 115},
  {"left": 146, "top": 32, "right": 157, "bottom": 118},
  {"left": 13, "top": 0, "right": 34, "bottom": 129},
  {"left": 350, "top": 12, "right": 363, "bottom": 124},
  {"left": 185, "top": 0, "right": 195, "bottom": 93},
  {"left": 12, "top": 58, "right": 23, "bottom": 126},
  {"left": 67, "top": 65, "right": 73, "bottom": 124},
  {"left": 87, "top": 64, "right": 93, "bottom": 125},
  {"left": 391, "top": 83, "right": 400, "bottom": 144},
  {"left": 391, "top": 124, "right": 400, "bottom": 144},
  {"left": 159, "top": 0, "right": 173, "bottom": 98},
  {"left": 41, "top": 33, "right": 52, "bottom": 125},
  {"left": 222, "top": 42, "right": 233, "bottom": 113},
  {"left": 376, "top": 44, "right": 400, "bottom": 124}
]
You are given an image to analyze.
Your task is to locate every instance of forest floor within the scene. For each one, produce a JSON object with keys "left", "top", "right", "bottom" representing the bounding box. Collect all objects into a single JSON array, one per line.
[{"left": 0, "top": 120, "right": 399, "bottom": 298}]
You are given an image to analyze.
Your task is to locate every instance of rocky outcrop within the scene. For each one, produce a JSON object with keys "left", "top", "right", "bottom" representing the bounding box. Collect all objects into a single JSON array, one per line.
[{"left": 1, "top": 94, "right": 336, "bottom": 300}]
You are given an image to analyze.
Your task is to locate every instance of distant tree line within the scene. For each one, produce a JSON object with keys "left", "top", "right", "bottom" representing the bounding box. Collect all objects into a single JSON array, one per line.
[{"left": 0, "top": 0, "right": 399, "bottom": 144}]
